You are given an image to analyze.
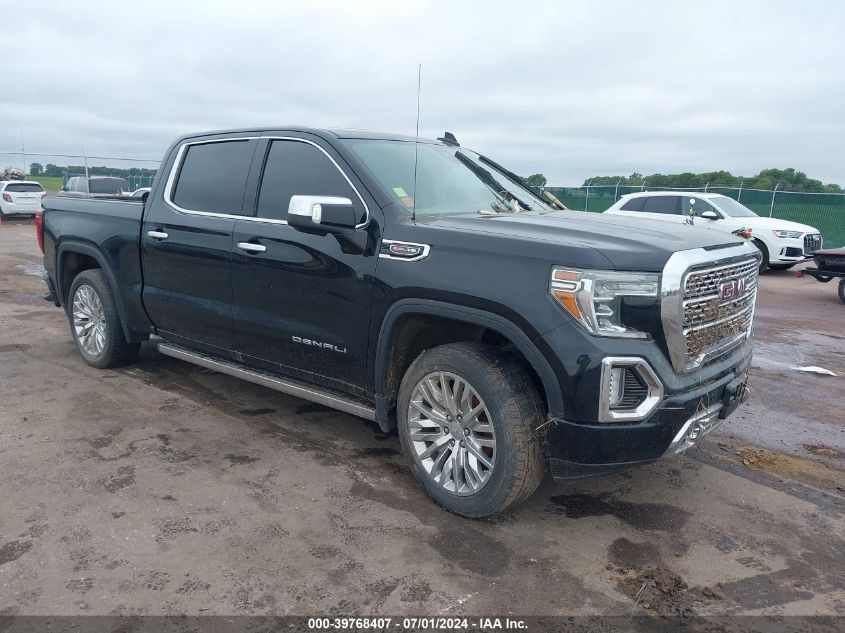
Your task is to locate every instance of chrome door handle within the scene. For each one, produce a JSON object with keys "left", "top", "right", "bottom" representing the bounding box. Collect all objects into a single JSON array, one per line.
[
  {"left": 147, "top": 230, "right": 169, "bottom": 240},
  {"left": 236, "top": 242, "right": 267, "bottom": 254}
]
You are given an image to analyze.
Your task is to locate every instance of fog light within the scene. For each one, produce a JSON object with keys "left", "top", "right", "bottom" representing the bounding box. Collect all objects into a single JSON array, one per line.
[
  {"left": 598, "top": 357, "right": 664, "bottom": 422},
  {"left": 686, "top": 422, "right": 704, "bottom": 441},
  {"left": 608, "top": 367, "right": 625, "bottom": 407}
]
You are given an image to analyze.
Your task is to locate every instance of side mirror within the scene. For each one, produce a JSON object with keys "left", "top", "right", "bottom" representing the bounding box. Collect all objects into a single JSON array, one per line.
[
  {"left": 701, "top": 210, "right": 719, "bottom": 220},
  {"left": 288, "top": 195, "right": 357, "bottom": 235},
  {"left": 60, "top": 185, "right": 68, "bottom": 191}
]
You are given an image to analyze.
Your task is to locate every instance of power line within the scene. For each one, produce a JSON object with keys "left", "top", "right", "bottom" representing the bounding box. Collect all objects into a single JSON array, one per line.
[{"left": 0, "top": 150, "right": 160, "bottom": 163}]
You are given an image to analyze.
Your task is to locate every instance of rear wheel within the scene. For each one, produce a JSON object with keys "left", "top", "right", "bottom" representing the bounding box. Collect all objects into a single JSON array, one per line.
[
  {"left": 397, "top": 343, "right": 545, "bottom": 517},
  {"left": 839, "top": 278, "right": 845, "bottom": 305},
  {"left": 67, "top": 269, "right": 139, "bottom": 368},
  {"left": 752, "top": 239, "right": 769, "bottom": 273}
]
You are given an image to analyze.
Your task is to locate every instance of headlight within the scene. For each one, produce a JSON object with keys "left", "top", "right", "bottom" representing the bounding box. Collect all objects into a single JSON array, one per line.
[
  {"left": 550, "top": 268, "right": 659, "bottom": 339},
  {"left": 772, "top": 230, "right": 802, "bottom": 238}
]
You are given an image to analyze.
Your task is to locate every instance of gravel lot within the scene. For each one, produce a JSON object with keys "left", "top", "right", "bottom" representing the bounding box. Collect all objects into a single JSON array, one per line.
[{"left": 1, "top": 219, "right": 843, "bottom": 617}]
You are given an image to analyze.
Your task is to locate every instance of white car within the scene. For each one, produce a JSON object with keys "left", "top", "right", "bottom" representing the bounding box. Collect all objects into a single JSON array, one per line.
[
  {"left": 604, "top": 191, "right": 823, "bottom": 271},
  {"left": 127, "top": 187, "right": 151, "bottom": 200},
  {"left": 0, "top": 180, "right": 46, "bottom": 219}
]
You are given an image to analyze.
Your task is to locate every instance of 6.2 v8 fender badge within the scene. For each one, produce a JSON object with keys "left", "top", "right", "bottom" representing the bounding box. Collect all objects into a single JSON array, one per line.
[{"left": 379, "top": 239, "right": 431, "bottom": 262}]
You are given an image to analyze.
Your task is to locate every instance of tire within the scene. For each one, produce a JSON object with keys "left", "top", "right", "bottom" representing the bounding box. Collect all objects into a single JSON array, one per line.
[
  {"left": 768, "top": 263, "right": 795, "bottom": 271},
  {"left": 396, "top": 342, "right": 545, "bottom": 518},
  {"left": 752, "top": 240, "right": 769, "bottom": 273},
  {"left": 839, "top": 278, "right": 845, "bottom": 305},
  {"left": 67, "top": 269, "right": 139, "bottom": 368}
]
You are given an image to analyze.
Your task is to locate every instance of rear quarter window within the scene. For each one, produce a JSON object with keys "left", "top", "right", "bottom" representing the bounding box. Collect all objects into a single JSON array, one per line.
[
  {"left": 172, "top": 140, "right": 255, "bottom": 214},
  {"left": 620, "top": 196, "right": 646, "bottom": 211}
]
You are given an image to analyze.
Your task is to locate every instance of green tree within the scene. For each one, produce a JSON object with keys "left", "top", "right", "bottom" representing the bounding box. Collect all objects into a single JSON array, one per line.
[
  {"left": 582, "top": 168, "right": 840, "bottom": 192},
  {"left": 29, "top": 162, "right": 44, "bottom": 176},
  {"left": 525, "top": 173, "right": 547, "bottom": 187}
]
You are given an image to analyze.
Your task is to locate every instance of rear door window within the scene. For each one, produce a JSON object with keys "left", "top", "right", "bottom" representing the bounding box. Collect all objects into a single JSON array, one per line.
[
  {"left": 172, "top": 140, "right": 256, "bottom": 214},
  {"left": 256, "top": 140, "right": 355, "bottom": 221},
  {"left": 642, "top": 196, "right": 681, "bottom": 214},
  {"left": 5, "top": 183, "right": 44, "bottom": 193},
  {"left": 620, "top": 196, "right": 646, "bottom": 211}
]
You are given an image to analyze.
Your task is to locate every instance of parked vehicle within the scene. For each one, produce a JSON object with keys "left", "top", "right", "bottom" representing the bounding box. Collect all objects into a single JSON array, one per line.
[
  {"left": 38, "top": 127, "right": 760, "bottom": 517},
  {"left": 0, "top": 180, "right": 46, "bottom": 219},
  {"left": 797, "top": 247, "right": 845, "bottom": 304},
  {"left": 2, "top": 166, "right": 25, "bottom": 181},
  {"left": 58, "top": 176, "right": 132, "bottom": 198},
  {"left": 604, "top": 191, "right": 822, "bottom": 272},
  {"left": 128, "top": 187, "right": 151, "bottom": 200}
]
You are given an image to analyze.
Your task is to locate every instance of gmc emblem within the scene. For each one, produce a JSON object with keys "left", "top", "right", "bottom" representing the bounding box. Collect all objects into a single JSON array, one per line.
[{"left": 719, "top": 277, "right": 749, "bottom": 301}]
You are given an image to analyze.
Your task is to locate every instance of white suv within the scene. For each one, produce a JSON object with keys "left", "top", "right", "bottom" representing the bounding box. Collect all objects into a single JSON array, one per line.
[
  {"left": 604, "top": 191, "right": 823, "bottom": 271},
  {"left": 0, "top": 180, "right": 46, "bottom": 219}
]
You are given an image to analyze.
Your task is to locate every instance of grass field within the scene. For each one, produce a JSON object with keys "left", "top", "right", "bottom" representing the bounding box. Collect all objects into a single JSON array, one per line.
[{"left": 26, "top": 176, "right": 64, "bottom": 194}]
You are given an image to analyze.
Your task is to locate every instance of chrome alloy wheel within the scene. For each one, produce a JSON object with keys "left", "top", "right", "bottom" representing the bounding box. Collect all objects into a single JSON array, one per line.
[
  {"left": 72, "top": 284, "right": 106, "bottom": 357},
  {"left": 407, "top": 371, "right": 496, "bottom": 496}
]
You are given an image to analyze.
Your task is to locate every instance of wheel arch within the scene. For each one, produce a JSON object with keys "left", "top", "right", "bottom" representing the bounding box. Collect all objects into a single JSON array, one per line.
[
  {"left": 57, "top": 241, "right": 134, "bottom": 343},
  {"left": 374, "top": 299, "right": 564, "bottom": 432}
]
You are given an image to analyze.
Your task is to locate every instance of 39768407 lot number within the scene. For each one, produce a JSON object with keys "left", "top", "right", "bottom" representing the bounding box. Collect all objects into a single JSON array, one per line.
[{"left": 308, "top": 618, "right": 393, "bottom": 630}]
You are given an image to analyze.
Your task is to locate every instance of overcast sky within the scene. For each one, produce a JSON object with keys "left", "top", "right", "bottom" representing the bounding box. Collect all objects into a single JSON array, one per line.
[{"left": 1, "top": 0, "right": 843, "bottom": 186}]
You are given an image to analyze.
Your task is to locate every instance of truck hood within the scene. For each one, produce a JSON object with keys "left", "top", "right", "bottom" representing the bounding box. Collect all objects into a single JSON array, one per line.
[{"left": 423, "top": 209, "right": 748, "bottom": 271}]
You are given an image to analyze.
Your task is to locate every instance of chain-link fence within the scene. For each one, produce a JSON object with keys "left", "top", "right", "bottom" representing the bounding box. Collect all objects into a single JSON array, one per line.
[
  {"left": 61, "top": 172, "right": 156, "bottom": 190},
  {"left": 0, "top": 149, "right": 160, "bottom": 195},
  {"left": 546, "top": 185, "right": 845, "bottom": 248}
]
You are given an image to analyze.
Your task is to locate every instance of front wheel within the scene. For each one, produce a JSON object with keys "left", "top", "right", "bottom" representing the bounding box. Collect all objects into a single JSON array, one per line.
[
  {"left": 752, "top": 239, "right": 769, "bottom": 273},
  {"left": 397, "top": 343, "right": 545, "bottom": 517},
  {"left": 839, "top": 278, "right": 845, "bottom": 305},
  {"left": 67, "top": 269, "right": 139, "bottom": 368}
]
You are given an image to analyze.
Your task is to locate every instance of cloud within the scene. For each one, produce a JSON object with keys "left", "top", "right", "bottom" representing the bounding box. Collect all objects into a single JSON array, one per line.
[{"left": 2, "top": 0, "right": 842, "bottom": 185}]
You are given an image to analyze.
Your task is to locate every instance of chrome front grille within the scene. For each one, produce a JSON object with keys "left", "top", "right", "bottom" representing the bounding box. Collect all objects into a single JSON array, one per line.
[
  {"left": 803, "top": 233, "right": 822, "bottom": 255},
  {"left": 684, "top": 258, "right": 758, "bottom": 300},
  {"left": 682, "top": 258, "right": 758, "bottom": 364}
]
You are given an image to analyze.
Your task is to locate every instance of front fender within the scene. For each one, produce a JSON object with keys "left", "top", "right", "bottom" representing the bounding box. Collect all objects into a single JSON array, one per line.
[{"left": 373, "top": 298, "right": 569, "bottom": 431}]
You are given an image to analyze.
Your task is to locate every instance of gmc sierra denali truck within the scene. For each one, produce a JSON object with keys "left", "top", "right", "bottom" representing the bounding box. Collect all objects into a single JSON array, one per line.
[{"left": 38, "top": 127, "right": 759, "bottom": 517}]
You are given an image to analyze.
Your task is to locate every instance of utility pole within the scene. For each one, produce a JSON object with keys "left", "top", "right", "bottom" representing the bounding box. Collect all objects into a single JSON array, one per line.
[
  {"left": 614, "top": 178, "right": 622, "bottom": 201},
  {"left": 769, "top": 183, "right": 780, "bottom": 217},
  {"left": 20, "top": 130, "right": 26, "bottom": 176}
]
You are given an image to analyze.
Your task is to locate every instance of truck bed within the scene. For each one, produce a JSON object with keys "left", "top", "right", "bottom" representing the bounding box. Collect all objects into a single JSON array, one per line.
[{"left": 41, "top": 195, "right": 150, "bottom": 341}]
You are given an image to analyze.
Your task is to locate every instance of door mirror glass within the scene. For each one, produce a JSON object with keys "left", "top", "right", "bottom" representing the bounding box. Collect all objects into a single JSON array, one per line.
[
  {"left": 701, "top": 210, "right": 719, "bottom": 220},
  {"left": 288, "top": 195, "right": 357, "bottom": 235}
]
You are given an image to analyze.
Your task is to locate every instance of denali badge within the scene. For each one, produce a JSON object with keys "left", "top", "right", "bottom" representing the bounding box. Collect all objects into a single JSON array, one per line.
[
  {"left": 389, "top": 243, "right": 423, "bottom": 257},
  {"left": 719, "top": 277, "right": 750, "bottom": 301},
  {"left": 292, "top": 336, "right": 347, "bottom": 353},
  {"left": 378, "top": 239, "right": 431, "bottom": 262}
]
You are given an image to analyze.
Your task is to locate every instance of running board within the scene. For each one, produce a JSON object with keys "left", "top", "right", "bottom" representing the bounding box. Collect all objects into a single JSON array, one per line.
[{"left": 155, "top": 342, "right": 376, "bottom": 421}]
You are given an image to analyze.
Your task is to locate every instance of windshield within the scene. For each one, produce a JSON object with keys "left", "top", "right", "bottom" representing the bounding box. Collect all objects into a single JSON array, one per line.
[
  {"left": 343, "top": 140, "right": 551, "bottom": 217},
  {"left": 711, "top": 195, "right": 759, "bottom": 218},
  {"left": 89, "top": 178, "right": 130, "bottom": 195}
]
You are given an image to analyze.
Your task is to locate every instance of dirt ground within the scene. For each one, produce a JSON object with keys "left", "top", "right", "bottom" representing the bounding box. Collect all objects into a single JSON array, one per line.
[{"left": 0, "top": 219, "right": 843, "bottom": 617}]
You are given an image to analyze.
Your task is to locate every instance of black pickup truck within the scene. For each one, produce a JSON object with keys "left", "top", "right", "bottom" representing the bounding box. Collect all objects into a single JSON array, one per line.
[{"left": 38, "top": 127, "right": 760, "bottom": 517}]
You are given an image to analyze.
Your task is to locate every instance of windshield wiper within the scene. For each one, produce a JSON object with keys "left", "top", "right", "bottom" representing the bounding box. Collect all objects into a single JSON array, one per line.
[
  {"left": 477, "top": 154, "right": 567, "bottom": 210},
  {"left": 454, "top": 151, "right": 530, "bottom": 212}
]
